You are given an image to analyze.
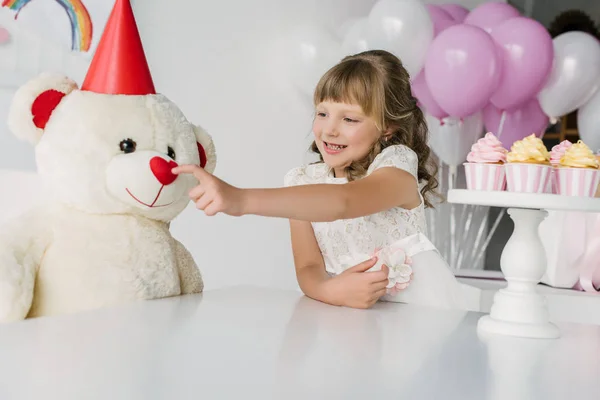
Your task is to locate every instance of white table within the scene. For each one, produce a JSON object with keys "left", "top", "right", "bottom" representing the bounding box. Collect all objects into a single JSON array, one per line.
[
  {"left": 448, "top": 189, "right": 600, "bottom": 339},
  {"left": 0, "top": 286, "right": 599, "bottom": 400}
]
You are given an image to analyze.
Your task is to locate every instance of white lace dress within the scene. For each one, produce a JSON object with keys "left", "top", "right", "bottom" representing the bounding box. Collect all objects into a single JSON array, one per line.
[{"left": 284, "top": 145, "right": 480, "bottom": 311}]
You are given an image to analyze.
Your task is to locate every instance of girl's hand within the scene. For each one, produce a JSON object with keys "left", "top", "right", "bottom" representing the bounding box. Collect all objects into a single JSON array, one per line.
[
  {"left": 325, "top": 257, "right": 390, "bottom": 309},
  {"left": 172, "top": 165, "right": 246, "bottom": 217}
]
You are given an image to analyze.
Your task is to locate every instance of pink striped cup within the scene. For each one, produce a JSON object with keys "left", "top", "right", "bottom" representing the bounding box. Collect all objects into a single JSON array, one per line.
[
  {"left": 463, "top": 163, "right": 506, "bottom": 191},
  {"left": 554, "top": 167, "right": 600, "bottom": 197},
  {"left": 505, "top": 163, "right": 552, "bottom": 193}
]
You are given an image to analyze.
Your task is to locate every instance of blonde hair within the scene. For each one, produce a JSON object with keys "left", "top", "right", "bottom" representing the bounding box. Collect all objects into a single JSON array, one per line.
[{"left": 310, "top": 49, "right": 439, "bottom": 208}]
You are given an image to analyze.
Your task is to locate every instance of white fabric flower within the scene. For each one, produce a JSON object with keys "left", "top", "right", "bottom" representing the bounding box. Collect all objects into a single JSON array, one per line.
[{"left": 374, "top": 246, "right": 413, "bottom": 288}]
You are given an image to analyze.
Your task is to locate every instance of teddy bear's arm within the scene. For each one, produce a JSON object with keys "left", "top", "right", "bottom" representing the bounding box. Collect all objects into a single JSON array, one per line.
[
  {"left": 172, "top": 239, "right": 203, "bottom": 294},
  {"left": 0, "top": 208, "right": 51, "bottom": 322}
]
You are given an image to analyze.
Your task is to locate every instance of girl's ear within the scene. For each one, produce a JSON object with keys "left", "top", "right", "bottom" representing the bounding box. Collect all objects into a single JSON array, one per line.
[{"left": 382, "top": 127, "right": 395, "bottom": 141}]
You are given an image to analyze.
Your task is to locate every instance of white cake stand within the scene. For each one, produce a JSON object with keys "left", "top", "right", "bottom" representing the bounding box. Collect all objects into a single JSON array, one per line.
[{"left": 448, "top": 189, "right": 600, "bottom": 339}]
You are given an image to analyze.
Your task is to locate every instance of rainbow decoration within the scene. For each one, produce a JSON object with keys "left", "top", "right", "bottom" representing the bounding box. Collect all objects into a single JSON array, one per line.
[{"left": 2, "top": 0, "right": 93, "bottom": 52}]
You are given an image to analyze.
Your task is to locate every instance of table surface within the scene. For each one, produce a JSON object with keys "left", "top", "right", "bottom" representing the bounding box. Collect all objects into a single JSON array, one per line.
[
  {"left": 447, "top": 189, "right": 600, "bottom": 212},
  {"left": 0, "top": 286, "right": 598, "bottom": 400}
]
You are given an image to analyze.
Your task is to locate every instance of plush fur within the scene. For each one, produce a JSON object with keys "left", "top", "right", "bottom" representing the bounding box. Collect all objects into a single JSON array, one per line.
[{"left": 0, "top": 73, "right": 216, "bottom": 322}]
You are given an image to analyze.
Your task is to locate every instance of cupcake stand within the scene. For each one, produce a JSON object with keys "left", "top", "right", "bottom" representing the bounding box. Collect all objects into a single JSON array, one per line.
[{"left": 448, "top": 189, "right": 600, "bottom": 339}]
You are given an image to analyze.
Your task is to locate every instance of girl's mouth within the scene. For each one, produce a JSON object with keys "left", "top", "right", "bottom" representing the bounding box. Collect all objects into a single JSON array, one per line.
[{"left": 323, "top": 141, "right": 347, "bottom": 154}]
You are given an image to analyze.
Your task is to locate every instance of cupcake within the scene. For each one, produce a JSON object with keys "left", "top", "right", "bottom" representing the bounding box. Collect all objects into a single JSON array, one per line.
[
  {"left": 549, "top": 140, "right": 573, "bottom": 193},
  {"left": 554, "top": 140, "right": 600, "bottom": 197},
  {"left": 550, "top": 140, "right": 573, "bottom": 167},
  {"left": 505, "top": 134, "right": 552, "bottom": 193},
  {"left": 463, "top": 132, "right": 507, "bottom": 191}
]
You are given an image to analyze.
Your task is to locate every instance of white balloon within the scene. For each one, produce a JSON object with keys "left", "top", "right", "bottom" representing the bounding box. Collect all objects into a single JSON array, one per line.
[
  {"left": 286, "top": 25, "right": 343, "bottom": 96},
  {"left": 341, "top": 18, "right": 370, "bottom": 55},
  {"left": 337, "top": 17, "right": 360, "bottom": 40},
  {"left": 366, "top": 0, "right": 433, "bottom": 78},
  {"left": 537, "top": 31, "right": 600, "bottom": 119},
  {"left": 577, "top": 89, "right": 600, "bottom": 153},
  {"left": 426, "top": 112, "right": 484, "bottom": 167}
]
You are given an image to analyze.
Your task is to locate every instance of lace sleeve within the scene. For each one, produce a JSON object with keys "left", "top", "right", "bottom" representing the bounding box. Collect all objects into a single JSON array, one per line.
[
  {"left": 367, "top": 145, "right": 419, "bottom": 180},
  {"left": 284, "top": 166, "right": 306, "bottom": 187}
]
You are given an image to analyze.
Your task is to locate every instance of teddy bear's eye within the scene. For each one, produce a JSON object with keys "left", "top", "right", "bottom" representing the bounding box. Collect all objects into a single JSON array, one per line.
[
  {"left": 167, "top": 146, "right": 176, "bottom": 160},
  {"left": 119, "top": 139, "right": 137, "bottom": 154}
]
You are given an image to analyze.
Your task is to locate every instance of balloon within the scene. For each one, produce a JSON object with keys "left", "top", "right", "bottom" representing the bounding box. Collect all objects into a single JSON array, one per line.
[
  {"left": 341, "top": 18, "right": 370, "bottom": 55},
  {"left": 426, "top": 112, "right": 484, "bottom": 167},
  {"left": 412, "top": 71, "right": 448, "bottom": 119},
  {"left": 483, "top": 99, "right": 549, "bottom": 149},
  {"left": 366, "top": 0, "right": 434, "bottom": 77},
  {"left": 577, "top": 88, "right": 600, "bottom": 153},
  {"left": 337, "top": 17, "right": 361, "bottom": 40},
  {"left": 537, "top": 31, "right": 600, "bottom": 119},
  {"left": 437, "top": 4, "right": 469, "bottom": 22},
  {"left": 286, "top": 25, "right": 343, "bottom": 96},
  {"left": 425, "top": 24, "right": 501, "bottom": 118},
  {"left": 490, "top": 17, "right": 554, "bottom": 111},
  {"left": 410, "top": 4, "right": 457, "bottom": 119},
  {"left": 425, "top": 4, "right": 457, "bottom": 37},
  {"left": 0, "top": 27, "right": 10, "bottom": 45},
  {"left": 464, "top": 2, "right": 520, "bottom": 33}
]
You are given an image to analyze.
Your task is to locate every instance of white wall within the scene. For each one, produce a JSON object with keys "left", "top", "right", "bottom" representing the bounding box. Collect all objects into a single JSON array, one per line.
[
  {"left": 135, "top": 0, "right": 380, "bottom": 290},
  {"left": 0, "top": 0, "right": 495, "bottom": 291}
]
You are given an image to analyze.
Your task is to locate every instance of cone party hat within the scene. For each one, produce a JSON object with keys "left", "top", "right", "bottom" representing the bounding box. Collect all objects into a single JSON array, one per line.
[{"left": 81, "top": 0, "right": 156, "bottom": 95}]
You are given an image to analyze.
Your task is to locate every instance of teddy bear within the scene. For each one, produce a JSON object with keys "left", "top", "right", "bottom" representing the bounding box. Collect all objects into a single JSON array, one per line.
[{"left": 0, "top": 0, "right": 215, "bottom": 322}]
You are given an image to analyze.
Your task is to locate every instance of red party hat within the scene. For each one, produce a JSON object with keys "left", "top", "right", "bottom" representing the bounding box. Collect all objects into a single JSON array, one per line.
[{"left": 81, "top": 0, "right": 156, "bottom": 95}]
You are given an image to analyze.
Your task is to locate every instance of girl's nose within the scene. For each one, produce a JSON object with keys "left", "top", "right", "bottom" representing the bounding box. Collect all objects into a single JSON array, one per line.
[{"left": 323, "top": 121, "right": 339, "bottom": 137}]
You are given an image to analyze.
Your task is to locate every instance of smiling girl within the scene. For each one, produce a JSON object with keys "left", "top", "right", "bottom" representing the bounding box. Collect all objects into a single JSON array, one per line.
[{"left": 173, "top": 50, "right": 479, "bottom": 311}]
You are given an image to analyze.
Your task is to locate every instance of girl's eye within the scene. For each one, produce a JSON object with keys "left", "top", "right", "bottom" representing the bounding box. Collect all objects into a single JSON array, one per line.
[
  {"left": 344, "top": 118, "right": 359, "bottom": 123},
  {"left": 317, "top": 112, "right": 327, "bottom": 117}
]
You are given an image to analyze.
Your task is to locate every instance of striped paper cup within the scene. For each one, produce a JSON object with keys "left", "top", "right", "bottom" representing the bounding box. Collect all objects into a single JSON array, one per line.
[
  {"left": 554, "top": 167, "right": 600, "bottom": 197},
  {"left": 505, "top": 163, "right": 552, "bottom": 193},
  {"left": 463, "top": 163, "right": 506, "bottom": 191},
  {"left": 549, "top": 168, "right": 557, "bottom": 194}
]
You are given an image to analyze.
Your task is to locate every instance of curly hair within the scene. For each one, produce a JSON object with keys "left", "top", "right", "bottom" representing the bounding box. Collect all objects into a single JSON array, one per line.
[{"left": 309, "top": 49, "right": 439, "bottom": 208}]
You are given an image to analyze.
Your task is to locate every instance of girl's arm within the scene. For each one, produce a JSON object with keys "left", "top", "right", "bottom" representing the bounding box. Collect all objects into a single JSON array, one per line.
[
  {"left": 289, "top": 219, "right": 333, "bottom": 302},
  {"left": 173, "top": 165, "right": 420, "bottom": 222},
  {"left": 289, "top": 219, "right": 389, "bottom": 308},
  {"left": 245, "top": 167, "right": 419, "bottom": 221}
]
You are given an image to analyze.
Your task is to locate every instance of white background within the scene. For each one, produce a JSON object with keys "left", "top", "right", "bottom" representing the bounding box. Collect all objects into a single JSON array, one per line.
[{"left": 0, "top": 0, "right": 495, "bottom": 291}]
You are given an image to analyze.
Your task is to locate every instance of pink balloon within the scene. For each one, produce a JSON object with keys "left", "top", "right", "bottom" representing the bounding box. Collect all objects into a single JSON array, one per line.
[
  {"left": 412, "top": 71, "right": 448, "bottom": 119},
  {"left": 425, "top": 5, "right": 457, "bottom": 36},
  {"left": 490, "top": 17, "right": 554, "bottom": 111},
  {"left": 425, "top": 24, "right": 502, "bottom": 118},
  {"left": 483, "top": 99, "right": 549, "bottom": 148},
  {"left": 437, "top": 4, "right": 470, "bottom": 22},
  {"left": 0, "top": 27, "right": 10, "bottom": 44},
  {"left": 464, "top": 2, "right": 520, "bottom": 33}
]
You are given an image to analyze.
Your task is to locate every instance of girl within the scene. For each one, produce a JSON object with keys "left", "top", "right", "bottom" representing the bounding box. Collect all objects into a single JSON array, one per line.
[{"left": 173, "top": 50, "right": 480, "bottom": 311}]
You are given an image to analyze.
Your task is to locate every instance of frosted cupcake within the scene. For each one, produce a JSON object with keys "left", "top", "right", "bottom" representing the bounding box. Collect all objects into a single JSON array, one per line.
[
  {"left": 505, "top": 134, "right": 552, "bottom": 193},
  {"left": 554, "top": 140, "right": 600, "bottom": 197},
  {"left": 549, "top": 140, "right": 573, "bottom": 193},
  {"left": 463, "top": 132, "right": 507, "bottom": 191}
]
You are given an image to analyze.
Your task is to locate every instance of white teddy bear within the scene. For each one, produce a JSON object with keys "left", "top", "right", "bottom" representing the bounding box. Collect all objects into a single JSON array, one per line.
[{"left": 0, "top": 0, "right": 215, "bottom": 322}]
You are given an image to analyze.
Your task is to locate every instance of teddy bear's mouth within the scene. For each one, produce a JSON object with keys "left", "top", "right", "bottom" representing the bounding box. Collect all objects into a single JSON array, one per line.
[{"left": 126, "top": 187, "right": 174, "bottom": 208}]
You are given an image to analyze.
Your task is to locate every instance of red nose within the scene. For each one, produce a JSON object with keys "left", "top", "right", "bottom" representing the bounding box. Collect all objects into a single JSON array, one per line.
[{"left": 150, "top": 157, "right": 178, "bottom": 186}]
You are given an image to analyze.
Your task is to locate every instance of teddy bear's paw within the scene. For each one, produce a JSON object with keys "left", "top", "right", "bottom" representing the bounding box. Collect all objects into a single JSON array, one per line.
[{"left": 0, "top": 253, "right": 35, "bottom": 322}]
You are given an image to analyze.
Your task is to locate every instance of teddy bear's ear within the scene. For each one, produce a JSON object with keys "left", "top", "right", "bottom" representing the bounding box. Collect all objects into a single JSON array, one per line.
[
  {"left": 7, "top": 73, "right": 78, "bottom": 145},
  {"left": 193, "top": 124, "right": 217, "bottom": 174}
]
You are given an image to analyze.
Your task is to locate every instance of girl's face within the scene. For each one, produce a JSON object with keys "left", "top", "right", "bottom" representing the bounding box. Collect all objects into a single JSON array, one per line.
[{"left": 312, "top": 101, "right": 382, "bottom": 177}]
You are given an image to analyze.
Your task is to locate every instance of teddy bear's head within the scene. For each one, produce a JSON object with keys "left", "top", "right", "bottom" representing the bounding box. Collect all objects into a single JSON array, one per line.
[{"left": 5, "top": 0, "right": 215, "bottom": 223}]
